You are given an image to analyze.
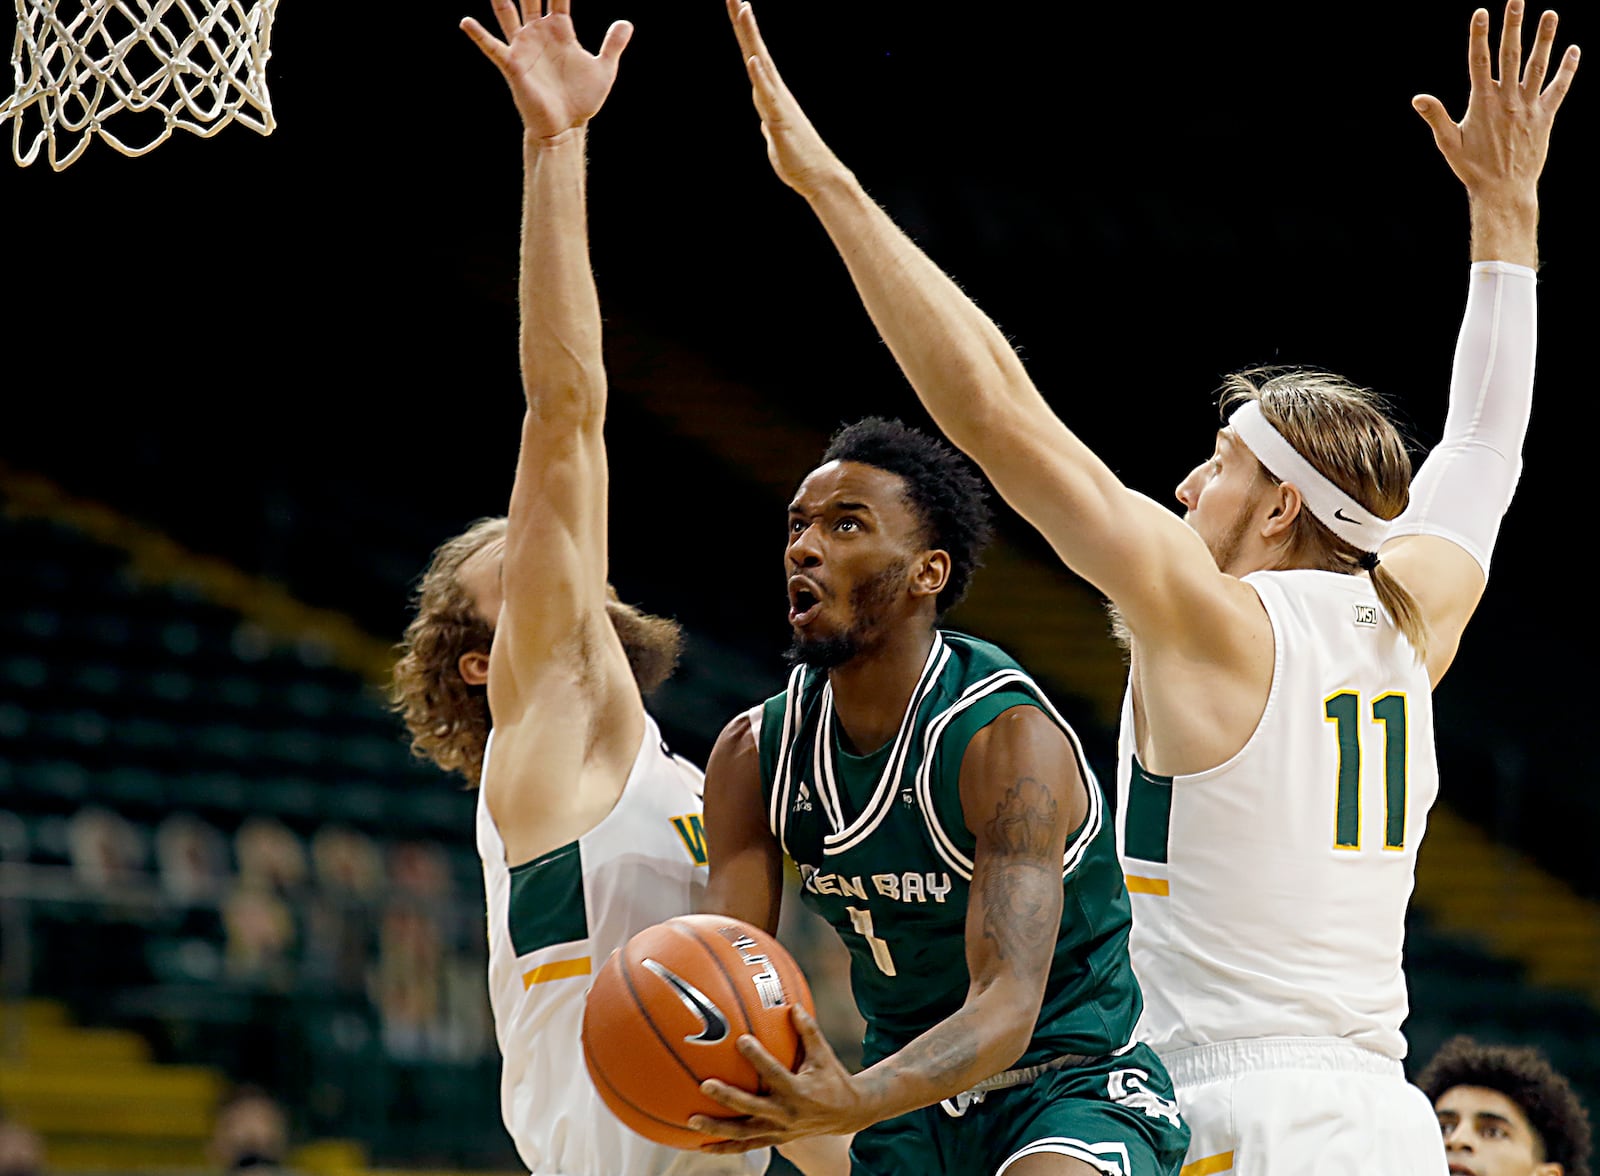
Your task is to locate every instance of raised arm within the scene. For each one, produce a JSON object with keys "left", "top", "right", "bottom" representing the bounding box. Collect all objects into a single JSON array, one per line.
[
  {"left": 692, "top": 706, "right": 1086, "bottom": 1150},
  {"left": 1383, "top": 2, "right": 1578, "bottom": 683},
  {"left": 461, "top": 0, "right": 638, "bottom": 857},
  {"left": 723, "top": 1, "right": 1242, "bottom": 649},
  {"left": 700, "top": 711, "right": 786, "bottom": 934}
]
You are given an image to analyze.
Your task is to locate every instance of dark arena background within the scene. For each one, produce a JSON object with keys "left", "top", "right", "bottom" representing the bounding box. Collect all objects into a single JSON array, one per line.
[{"left": 2, "top": 0, "right": 1595, "bottom": 1171}]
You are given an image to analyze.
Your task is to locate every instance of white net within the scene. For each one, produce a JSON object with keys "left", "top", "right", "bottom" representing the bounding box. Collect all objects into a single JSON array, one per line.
[{"left": 2, "top": 0, "right": 279, "bottom": 170}]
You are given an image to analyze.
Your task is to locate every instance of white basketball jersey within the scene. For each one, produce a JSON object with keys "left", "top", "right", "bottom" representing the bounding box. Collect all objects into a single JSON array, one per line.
[
  {"left": 477, "top": 714, "right": 766, "bottom": 1176},
  {"left": 1116, "top": 569, "right": 1438, "bottom": 1060}
]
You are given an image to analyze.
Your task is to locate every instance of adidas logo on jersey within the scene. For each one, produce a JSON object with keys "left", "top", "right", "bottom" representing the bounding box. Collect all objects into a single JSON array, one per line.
[
  {"left": 794, "top": 781, "right": 814, "bottom": 812},
  {"left": 1352, "top": 603, "right": 1379, "bottom": 628}
]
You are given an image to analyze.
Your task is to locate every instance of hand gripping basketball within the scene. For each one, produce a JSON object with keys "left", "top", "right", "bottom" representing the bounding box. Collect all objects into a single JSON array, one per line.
[{"left": 580, "top": 914, "right": 815, "bottom": 1150}]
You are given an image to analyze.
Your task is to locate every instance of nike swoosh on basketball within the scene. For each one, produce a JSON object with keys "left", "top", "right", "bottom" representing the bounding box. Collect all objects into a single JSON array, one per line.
[{"left": 642, "top": 959, "right": 729, "bottom": 1044}]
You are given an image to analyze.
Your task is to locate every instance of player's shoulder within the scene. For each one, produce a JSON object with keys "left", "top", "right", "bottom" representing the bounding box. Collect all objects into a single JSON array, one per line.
[
  {"left": 927, "top": 642, "right": 1060, "bottom": 747},
  {"left": 937, "top": 628, "right": 1027, "bottom": 675},
  {"left": 755, "top": 662, "right": 823, "bottom": 727},
  {"left": 713, "top": 704, "right": 765, "bottom": 753},
  {"left": 935, "top": 631, "right": 1058, "bottom": 711}
]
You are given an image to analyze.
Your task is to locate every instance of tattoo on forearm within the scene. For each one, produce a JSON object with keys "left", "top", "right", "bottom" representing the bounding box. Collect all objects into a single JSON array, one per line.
[
  {"left": 980, "top": 776, "right": 1061, "bottom": 962},
  {"left": 862, "top": 1010, "right": 981, "bottom": 1101}
]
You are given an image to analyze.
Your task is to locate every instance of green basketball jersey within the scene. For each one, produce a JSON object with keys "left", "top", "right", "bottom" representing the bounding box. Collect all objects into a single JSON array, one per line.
[{"left": 756, "top": 630, "right": 1142, "bottom": 1070}]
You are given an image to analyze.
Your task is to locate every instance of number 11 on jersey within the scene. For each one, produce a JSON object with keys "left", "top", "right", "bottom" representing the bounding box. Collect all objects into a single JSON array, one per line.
[{"left": 1324, "top": 691, "right": 1409, "bottom": 852}]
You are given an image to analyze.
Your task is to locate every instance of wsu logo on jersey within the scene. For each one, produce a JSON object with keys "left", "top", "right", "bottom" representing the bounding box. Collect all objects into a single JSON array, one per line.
[
  {"left": 669, "top": 814, "right": 709, "bottom": 866},
  {"left": 1352, "top": 603, "right": 1379, "bottom": 628}
]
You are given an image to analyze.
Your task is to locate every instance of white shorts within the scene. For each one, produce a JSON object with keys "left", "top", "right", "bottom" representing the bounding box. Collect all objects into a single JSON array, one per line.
[{"left": 1159, "top": 1038, "right": 1447, "bottom": 1176}]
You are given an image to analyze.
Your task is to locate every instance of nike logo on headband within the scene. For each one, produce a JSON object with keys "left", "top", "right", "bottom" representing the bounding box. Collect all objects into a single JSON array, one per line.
[
  {"left": 1334, "top": 509, "right": 1357, "bottom": 523},
  {"left": 642, "top": 959, "right": 729, "bottom": 1044}
]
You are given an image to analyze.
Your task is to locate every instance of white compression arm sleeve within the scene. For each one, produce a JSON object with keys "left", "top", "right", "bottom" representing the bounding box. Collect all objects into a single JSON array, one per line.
[{"left": 1385, "top": 260, "right": 1537, "bottom": 576}]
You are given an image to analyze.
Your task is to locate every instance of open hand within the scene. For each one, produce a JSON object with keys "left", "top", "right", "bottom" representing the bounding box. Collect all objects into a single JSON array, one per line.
[
  {"left": 1413, "top": 2, "right": 1579, "bottom": 198},
  {"left": 689, "top": 1005, "right": 872, "bottom": 1152},
  {"left": 726, "top": 0, "right": 848, "bottom": 199},
  {"left": 462, "top": 0, "right": 632, "bottom": 139}
]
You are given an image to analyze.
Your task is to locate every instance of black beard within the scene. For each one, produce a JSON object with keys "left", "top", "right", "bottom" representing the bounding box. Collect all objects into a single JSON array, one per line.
[
  {"left": 784, "top": 559, "right": 908, "bottom": 670},
  {"left": 785, "top": 629, "right": 865, "bottom": 669}
]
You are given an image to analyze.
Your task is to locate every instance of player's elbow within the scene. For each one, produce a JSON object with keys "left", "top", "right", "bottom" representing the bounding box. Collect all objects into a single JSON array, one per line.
[
  {"left": 987, "top": 1019, "right": 1034, "bottom": 1075},
  {"left": 522, "top": 365, "right": 606, "bottom": 430},
  {"left": 968, "top": 975, "right": 1045, "bottom": 1072},
  {"left": 941, "top": 377, "right": 1038, "bottom": 452}
]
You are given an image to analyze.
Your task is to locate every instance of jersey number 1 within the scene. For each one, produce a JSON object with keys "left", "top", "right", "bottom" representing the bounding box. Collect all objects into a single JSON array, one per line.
[
  {"left": 1324, "top": 691, "right": 1408, "bottom": 852},
  {"left": 846, "top": 907, "right": 898, "bottom": 976}
]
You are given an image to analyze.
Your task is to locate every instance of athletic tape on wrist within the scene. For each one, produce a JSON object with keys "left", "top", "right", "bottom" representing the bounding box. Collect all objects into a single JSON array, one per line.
[{"left": 1228, "top": 400, "right": 1391, "bottom": 554}]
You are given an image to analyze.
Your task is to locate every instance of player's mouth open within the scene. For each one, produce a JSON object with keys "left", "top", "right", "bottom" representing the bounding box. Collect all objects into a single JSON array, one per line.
[{"left": 788, "top": 577, "right": 823, "bottom": 626}]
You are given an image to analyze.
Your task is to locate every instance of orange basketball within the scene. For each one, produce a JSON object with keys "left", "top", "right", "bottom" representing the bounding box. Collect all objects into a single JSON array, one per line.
[{"left": 580, "top": 913, "right": 815, "bottom": 1150}]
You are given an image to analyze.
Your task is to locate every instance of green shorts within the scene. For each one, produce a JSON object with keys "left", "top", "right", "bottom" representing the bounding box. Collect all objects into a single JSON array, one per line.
[{"left": 848, "top": 1043, "right": 1190, "bottom": 1175}]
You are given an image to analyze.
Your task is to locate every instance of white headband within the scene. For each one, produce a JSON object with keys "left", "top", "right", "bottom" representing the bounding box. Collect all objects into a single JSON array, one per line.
[{"left": 1228, "top": 400, "right": 1391, "bottom": 554}]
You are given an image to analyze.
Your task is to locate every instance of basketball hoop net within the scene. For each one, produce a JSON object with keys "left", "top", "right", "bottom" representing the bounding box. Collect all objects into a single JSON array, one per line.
[{"left": 2, "top": 0, "right": 279, "bottom": 170}]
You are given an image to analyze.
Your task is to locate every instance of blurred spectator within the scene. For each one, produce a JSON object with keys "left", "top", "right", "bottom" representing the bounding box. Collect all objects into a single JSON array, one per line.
[
  {"left": 1416, "top": 1035, "right": 1593, "bottom": 1176},
  {"left": 372, "top": 842, "right": 452, "bottom": 1059},
  {"left": 223, "top": 819, "right": 306, "bottom": 988},
  {"left": 386, "top": 841, "right": 449, "bottom": 901},
  {"left": 66, "top": 806, "right": 144, "bottom": 891},
  {"left": 221, "top": 883, "right": 296, "bottom": 986},
  {"left": 373, "top": 902, "right": 442, "bottom": 1060},
  {"left": 235, "top": 819, "right": 307, "bottom": 895},
  {"left": 208, "top": 1085, "right": 293, "bottom": 1174},
  {"left": 310, "top": 827, "right": 382, "bottom": 900},
  {"left": 0, "top": 1115, "right": 44, "bottom": 1176},
  {"left": 156, "top": 813, "right": 231, "bottom": 905},
  {"left": 304, "top": 826, "right": 382, "bottom": 993}
]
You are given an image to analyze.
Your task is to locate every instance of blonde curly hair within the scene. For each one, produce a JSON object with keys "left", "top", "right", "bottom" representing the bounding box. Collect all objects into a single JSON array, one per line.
[{"left": 390, "top": 517, "right": 685, "bottom": 784}]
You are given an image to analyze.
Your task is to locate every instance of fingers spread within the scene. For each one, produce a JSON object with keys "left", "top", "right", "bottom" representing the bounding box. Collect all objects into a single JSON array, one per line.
[
  {"left": 701, "top": 1135, "right": 786, "bottom": 1154},
  {"left": 461, "top": 16, "right": 511, "bottom": 67},
  {"left": 1498, "top": 0, "right": 1525, "bottom": 86},
  {"left": 548, "top": 0, "right": 571, "bottom": 15},
  {"left": 1411, "top": 93, "right": 1461, "bottom": 153},
  {"left": 1411, "top": 93, "right": 1446, "bottom": 123},
  {"left": 699, "top": 1078, "right": 772, "bottom": 1118},
  {"left": 598, "top": 19, "right": 633, "bottom": 66},
  {"left": 793, "top": 1005, "right": 829, "bottom": 1064},
  {"left": 1469, "top": 8, "right": 1495, "bottom": 92},
  {"left": 1523, "top": 9, "right": 1559, "bottom": 90},
  {"left": 737, "top": 1033, "right": 798, "bottom": 1089},
  {"left": 1541, "top": 43, "right": 1581, "bottom": 112},
  {"left": 487, "top": 0, "right": 522, "bottom": 43},
  {"left": 697, "top": 1125, "right": 783, "bottom": 1153}
]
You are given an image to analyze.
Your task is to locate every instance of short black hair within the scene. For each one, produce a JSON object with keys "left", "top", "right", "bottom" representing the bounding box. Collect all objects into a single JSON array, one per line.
[
  {"left": 1417, "top": 1035, "right": 1593, "bottom": 1176},
  {"left": 820, "top": 417, "right": 993, "bottom": 616}
]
